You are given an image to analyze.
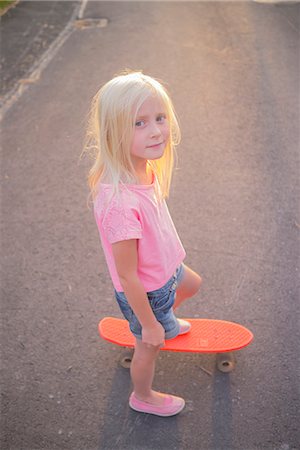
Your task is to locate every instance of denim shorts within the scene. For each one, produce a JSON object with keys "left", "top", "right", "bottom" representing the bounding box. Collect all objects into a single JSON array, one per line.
[{"left": 114, "top": 264, "right": 185, "bottom": 340}]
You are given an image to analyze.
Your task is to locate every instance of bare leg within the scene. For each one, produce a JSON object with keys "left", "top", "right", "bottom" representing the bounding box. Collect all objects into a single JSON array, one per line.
[
  {"left": 130, "top": 339, "right": 166, "bottom": 405},
  {"left": 173, "top": 264, "right": 202, "bottom": 310}
]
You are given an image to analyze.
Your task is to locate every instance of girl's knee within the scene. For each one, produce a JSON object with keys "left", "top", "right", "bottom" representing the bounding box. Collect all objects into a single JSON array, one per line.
[
  {"left": 179, "top": 265, "right": 202, "bottom": 297},
  {"left": 189, "top": 274, "right": 201, "bottom": 298},
  {"left": 134, "top": 340, "right": 160, "bottom": 360},
  {"left": 195, "top": 273, "right": 202, "bottom": 293}
]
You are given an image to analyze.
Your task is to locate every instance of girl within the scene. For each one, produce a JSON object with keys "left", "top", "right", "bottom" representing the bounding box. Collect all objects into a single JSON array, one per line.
[{"left": 84, "top": 70, "right": 202, "bottom": 417}]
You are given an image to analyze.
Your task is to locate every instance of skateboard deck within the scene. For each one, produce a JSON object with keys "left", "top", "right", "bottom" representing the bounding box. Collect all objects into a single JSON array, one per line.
[{"left": 99, "top": 317, "right": 253, "bottom": 372}]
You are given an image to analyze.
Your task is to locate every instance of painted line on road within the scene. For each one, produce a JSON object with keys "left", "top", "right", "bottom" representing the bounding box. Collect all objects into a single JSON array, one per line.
[
  {"left": 0, "top": 1, "right": 82, "bottom": 121},
  {"left": 77, "top": 0, "right": 89, "bottom": 19}
]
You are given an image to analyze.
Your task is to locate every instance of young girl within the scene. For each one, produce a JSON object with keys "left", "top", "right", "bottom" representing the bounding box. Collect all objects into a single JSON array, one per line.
[{"left": 84, "top": 70, "right": 202, "bottom": 417}]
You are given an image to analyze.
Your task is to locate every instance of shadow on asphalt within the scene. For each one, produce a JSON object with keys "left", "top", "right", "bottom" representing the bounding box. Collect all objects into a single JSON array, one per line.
[
  {"left": 97, "top": 352, "right": 233, "bottom": 449},
  {"left": 212, "top": 372, "right": 233, "bottom": 450}
]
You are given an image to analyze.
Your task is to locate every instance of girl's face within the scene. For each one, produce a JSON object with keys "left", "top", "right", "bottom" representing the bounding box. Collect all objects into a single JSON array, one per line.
[{"left": 130, "top": 95, "right": 170, "bottom": 169}]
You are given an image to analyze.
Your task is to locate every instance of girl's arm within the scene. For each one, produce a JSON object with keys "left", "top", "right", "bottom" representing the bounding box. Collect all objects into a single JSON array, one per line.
[{"left": 112, "top": 239, "right": 165, "bottom": 347}]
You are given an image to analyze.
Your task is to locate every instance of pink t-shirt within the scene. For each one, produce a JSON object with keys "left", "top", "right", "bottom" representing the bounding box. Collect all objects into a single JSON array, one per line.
[{"left": 93, "top": 176, "right": 186, "bottom": 292}]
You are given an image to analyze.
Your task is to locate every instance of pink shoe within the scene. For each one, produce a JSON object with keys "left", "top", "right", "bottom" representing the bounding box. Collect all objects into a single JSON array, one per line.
[
  {"left": 178, "top": 319, "right": 191, "bottom": 335},
  {"left": 129, "top": 392, "right": 185, "bottom": 417}
]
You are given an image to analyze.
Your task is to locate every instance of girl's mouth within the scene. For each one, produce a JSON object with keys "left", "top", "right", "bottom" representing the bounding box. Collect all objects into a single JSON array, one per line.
[{"left": 147, "top": 142, "right": 164, "bottom": 148}]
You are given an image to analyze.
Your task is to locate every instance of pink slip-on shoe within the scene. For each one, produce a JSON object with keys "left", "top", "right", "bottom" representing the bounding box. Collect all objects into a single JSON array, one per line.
[
  {"left": 178, "top": 319, "right": 191, "bottom": 335},
  {"left": 129, "top": 392, "right": 185, "bottom": 417}
]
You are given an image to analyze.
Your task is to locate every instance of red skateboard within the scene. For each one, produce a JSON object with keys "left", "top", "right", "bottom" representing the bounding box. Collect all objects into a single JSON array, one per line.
[{"left": 99, "top": 317, "right": 253, "bottom": 373}]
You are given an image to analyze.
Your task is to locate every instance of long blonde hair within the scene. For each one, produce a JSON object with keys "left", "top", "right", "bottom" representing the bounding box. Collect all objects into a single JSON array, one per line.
[{"left": 82, "top": 70, "right": 181, "bottom": 201}]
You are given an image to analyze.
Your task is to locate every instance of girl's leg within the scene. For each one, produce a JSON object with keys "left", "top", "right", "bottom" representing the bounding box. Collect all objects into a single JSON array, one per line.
[
  {"left": 173, "top": 263, "right": 202, "bottom": 310},
  {"left": 131, "top": 339, "right": 165, "bottom": 405}
]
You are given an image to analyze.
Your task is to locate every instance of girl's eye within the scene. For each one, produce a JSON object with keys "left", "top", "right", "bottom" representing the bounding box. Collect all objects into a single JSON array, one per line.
[
  {"left": 157, "top": 115, "right": 166, "bottom": 123},
  {"left": 135, "top": 120, "right": 145, "bottom": 127}
]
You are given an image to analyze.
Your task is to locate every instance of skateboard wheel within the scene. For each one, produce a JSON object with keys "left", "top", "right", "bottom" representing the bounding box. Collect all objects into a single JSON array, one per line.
[
  {"left": 216, "top": 352, "right": 235, "bottom": 373},
  {"left": 120, "top": 350, "right": 133, "bottom": 369}
]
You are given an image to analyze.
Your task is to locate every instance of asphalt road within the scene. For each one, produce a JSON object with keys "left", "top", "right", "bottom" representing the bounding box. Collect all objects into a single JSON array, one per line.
[{"left": 1, "top": 1, "right": 299, "bottom": 450}]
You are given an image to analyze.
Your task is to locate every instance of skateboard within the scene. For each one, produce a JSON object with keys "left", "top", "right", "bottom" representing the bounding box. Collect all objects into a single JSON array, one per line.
[{"left": 99, "top": 317, "right": 253, "bottom": 373}]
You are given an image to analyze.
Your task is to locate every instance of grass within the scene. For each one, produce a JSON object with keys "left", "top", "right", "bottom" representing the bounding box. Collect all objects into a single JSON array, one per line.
[{"left": 0, "top": 0, "right": 18, "bottom": 15}]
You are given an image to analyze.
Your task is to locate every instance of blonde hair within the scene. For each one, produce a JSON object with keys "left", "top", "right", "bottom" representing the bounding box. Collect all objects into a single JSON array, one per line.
[{"left": 82, "top": 70, "right": 181, "bottom": 201}]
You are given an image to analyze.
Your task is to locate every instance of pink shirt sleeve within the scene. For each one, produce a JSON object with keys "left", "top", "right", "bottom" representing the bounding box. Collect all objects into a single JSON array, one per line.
[{"left": 97, "top": 192, "right": 142, "bottom": 244}]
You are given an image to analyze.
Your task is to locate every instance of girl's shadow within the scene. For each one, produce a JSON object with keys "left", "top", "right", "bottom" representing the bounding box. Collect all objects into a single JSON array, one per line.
[{"left": 212, "top": 371, "right": 233, "bottom": 450}]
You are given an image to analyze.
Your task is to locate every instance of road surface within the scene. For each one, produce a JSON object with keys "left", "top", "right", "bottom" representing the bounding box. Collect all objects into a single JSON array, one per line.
[{"left": 1, "top": 1, "right": 299, "bottom": 449}]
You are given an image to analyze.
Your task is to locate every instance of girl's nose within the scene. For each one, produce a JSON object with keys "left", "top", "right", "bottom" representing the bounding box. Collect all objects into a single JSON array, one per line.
[{"left": 150, "top": 122, "right": 161, "bottom": 137}]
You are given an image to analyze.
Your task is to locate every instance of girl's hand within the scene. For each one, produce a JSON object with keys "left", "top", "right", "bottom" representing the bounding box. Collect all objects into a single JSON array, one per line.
[{"left": 142, "top": 321, "right": 165, "bottom": 347}]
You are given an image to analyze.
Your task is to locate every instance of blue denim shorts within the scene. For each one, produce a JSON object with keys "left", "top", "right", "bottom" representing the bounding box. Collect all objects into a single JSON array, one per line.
[{"left": 114, "top": 264, "right": 185, "bottom": 340}]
